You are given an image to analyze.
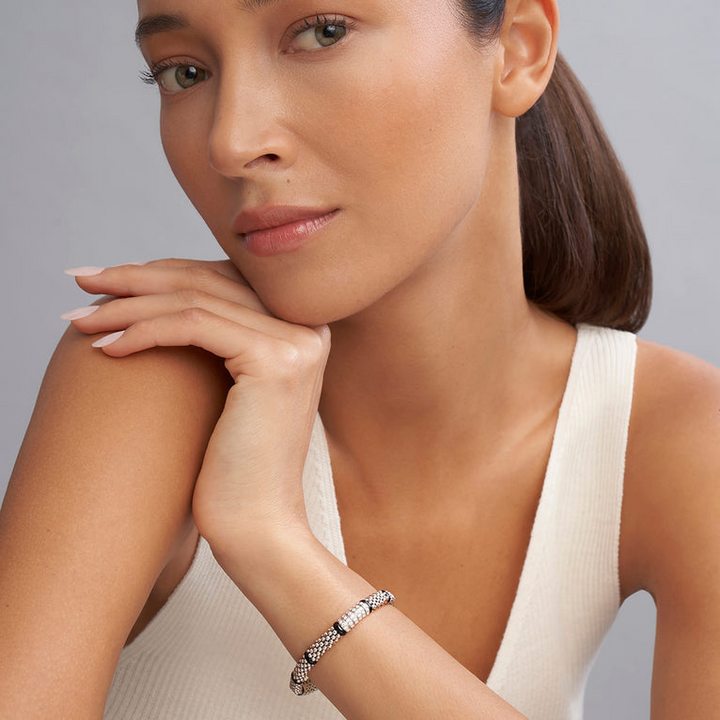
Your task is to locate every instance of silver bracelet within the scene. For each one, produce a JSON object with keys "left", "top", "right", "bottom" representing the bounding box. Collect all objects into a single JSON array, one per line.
[{"left": 289, "top": 589, "right": 396, "bottom": 696}]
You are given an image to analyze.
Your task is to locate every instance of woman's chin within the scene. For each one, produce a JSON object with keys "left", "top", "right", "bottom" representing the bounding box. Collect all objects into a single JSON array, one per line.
[
  {"left": 256, "top": 289, "right": 368, "bottom": 328},
  {"left": 262, "top": 300, "right": 349, "bottom": 328}
]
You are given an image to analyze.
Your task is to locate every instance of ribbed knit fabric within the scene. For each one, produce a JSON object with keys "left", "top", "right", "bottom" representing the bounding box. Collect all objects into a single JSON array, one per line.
[
  {"left": 104, "top": 323, "right": 637, "bottom": 719},
  {"left": 484, "top": 324, "right": 637, "bottom": 718}
]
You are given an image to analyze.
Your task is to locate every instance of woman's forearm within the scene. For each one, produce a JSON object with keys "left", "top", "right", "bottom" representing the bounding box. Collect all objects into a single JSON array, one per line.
[{"left": 210, "top": 529, "right": 527, "bottom": 720}]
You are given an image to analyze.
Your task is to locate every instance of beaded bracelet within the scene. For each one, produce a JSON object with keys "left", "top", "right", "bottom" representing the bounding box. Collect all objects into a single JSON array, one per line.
[{"left": 289, "top": 589, "right": 396, "bottom": 696}]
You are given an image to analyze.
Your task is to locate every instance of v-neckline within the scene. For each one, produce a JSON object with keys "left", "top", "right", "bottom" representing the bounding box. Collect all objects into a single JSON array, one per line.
[{"left": 313, "top": 323, "right": 587, "bottom": 688}]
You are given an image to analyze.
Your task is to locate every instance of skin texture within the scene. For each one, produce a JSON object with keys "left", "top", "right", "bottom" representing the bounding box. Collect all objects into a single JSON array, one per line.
[{"left": 0, "top": 0, "right": 719, "bottom": 717}]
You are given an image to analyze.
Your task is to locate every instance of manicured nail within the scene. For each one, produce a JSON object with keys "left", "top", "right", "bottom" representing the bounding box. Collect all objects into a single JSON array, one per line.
[
  {"left": 60, "top": 306, "right": 100, "bottom": 321},
  {"left": 64, "top": 266, "right": 105, "bottom": 277},
  {"left": 92, "top": 331, "right": 125, "bottom": 348}
]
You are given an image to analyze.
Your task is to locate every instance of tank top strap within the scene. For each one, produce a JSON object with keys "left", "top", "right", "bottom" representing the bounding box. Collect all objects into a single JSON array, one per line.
[{"left": 486, "top": 323, "right": 638, "bottom": 718}]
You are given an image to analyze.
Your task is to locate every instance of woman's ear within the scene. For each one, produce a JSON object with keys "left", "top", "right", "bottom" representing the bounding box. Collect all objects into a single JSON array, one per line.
[{"left": 492, "top": 0, "right": 559, "bottom": 118}]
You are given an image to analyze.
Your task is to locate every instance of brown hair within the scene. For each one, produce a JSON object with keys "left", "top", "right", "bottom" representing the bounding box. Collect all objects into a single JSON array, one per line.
[{"left": 457, "top": 1, "right": 652, "bottom": 332}]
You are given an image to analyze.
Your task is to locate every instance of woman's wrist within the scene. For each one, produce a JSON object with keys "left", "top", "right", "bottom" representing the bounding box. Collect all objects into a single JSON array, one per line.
[
  {"left": 206, "top": 522, "right": 376, "bottom": 661},
  {"left": 194, "top": 485, "right": 315, "bottom": 564},
  {"left": 206, "top": 518, "right": 337, "bottom": 588}
]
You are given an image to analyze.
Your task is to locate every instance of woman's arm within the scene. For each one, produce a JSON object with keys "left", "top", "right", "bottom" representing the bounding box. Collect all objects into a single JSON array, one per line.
[
  {"left": 625, "top": 341, "right": 720, "bottom": 719},
  {"left": 0, "top": 317, "right": 229, "bottom": 717},
  {"left": 212, "top": 526, "right": 527, "bottom": 719},
  {"left": 57, "top": 260, "right": 528, "bottom": 719}
]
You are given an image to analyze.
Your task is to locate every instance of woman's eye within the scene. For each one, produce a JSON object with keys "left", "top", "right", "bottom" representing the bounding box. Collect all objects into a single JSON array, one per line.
[
  {"left": 156, "top": 65, "right": 208, "bottom": 94},
  {"left": 288, "top": 20, "right": 349, "bottom": 52}
]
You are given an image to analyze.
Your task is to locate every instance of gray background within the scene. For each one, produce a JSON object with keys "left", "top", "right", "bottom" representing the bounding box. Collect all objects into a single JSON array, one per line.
[{"left": 1, "top": 2, "right": 717, "bottom": 718}]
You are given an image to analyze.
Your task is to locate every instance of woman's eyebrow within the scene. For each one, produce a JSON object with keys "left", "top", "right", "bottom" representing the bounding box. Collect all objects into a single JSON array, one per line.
[
  {"left": 135, "top": 1, "right": 282, "bottom": 46},
  {"left": 238, "top": 0, "right": 283, "bottom": 12},
  {"left": 135, "top": 13, "right": 190, "bottom": 46}
]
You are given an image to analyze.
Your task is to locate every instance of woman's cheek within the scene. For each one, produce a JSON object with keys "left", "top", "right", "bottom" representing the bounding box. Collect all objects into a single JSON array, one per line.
[
  {"left": 160, "top": 102, "right": 231, "bottom": 236},
  {"left": 321, "top": 41, "right": 493, "bottom": 241}
]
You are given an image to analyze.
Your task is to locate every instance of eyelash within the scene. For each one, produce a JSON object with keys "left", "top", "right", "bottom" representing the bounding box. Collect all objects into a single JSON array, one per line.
[
  {"left": 286, "top": 12, "right": 353, "bottom": 40},
  {"left": 140, "top": 59, "right": 182, "bottom": 86},
  {"left": 139, "top": 13, "right": 355, "bottom": 86}
]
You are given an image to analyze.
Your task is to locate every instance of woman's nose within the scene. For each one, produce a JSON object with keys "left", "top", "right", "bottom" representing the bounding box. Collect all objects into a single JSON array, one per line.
[{"left": 207, "top": 79, "right": 298, "bottom": 179}]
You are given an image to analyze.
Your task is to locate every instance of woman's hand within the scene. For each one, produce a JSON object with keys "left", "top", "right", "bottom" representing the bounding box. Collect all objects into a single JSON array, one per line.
[{"left": 65, "top": 258, "right": 331, "bottom": 554}]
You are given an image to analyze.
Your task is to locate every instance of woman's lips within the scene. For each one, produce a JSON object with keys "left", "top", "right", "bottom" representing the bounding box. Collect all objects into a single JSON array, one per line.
[{"left": 239, "top": 209, "right": 339, "bottom": 257}]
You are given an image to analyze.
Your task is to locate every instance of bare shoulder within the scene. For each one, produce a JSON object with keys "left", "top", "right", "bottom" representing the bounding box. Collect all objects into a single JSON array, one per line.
[
  {"left": 621, "top": 337, "right": 720, "bottom": 602},
  {"left": 621, "top": 342, "right": 720, "bottom": 713},
  {"left": 6, "top": 322, "right": 232, "bottom": 550},
  {"left": 61, "top": 319, "right": 230, "bottom": 414},
  {"left": 0, "top": 325, "right": 231, "bottom": 714},
  {"left": 12, "top": 322, "right": 232, "bottom": 508}
]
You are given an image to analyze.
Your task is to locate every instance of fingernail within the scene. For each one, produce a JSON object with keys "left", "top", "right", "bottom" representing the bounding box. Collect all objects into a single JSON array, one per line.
[
  {"left": 64, "top": 266, "right": 105, "bottom": 277},
  {"left": 92, "top": 331, "right": 125, "bottom": 348},
  {"left": 60, "top": 306, "right": 100, "bottom": 321},
  {"left": 127, "top": 261, "right": 148, "bottom": 266}
]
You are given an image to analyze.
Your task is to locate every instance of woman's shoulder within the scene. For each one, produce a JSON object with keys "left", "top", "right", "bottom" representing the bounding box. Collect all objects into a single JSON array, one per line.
[
  {"left": 25, "top": 321, "right": 233, "bottom": 499},
  {"left": 7, "top": 319, "right": 232, "bottom": 547},
  {"left": 49, "top": 316, "right": 232, "bottom": 407},
  {"left": 0, "top": 325, "right": 233, "bottom": 708},
  {"left": 619, "top": 336, "right": 720, "bottom": 601}
]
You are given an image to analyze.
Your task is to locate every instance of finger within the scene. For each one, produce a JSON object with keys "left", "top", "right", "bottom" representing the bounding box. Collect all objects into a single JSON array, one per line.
[
  {"left": 68, "top": 263, "right": 269, "bottom": 315},
  {"left": 65, "top": 290, "right": 301, "bottom": 343},
  {"left": 139, "top": 258, "right": 249, "bottom": 286},
  {"left": 92, "top": 309, "right": 327, "bottom": 381}
]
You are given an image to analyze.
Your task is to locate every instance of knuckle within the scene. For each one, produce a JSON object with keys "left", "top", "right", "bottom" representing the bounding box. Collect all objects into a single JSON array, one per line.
[
  {"left": 269, "top": 341, "right": 304, "bottom": 377},
  {"left": 268, "top": 334, "right": 327, "bottom": 380},
  {"left": 287, "top": 324, "right": 329, "bottom": 357},
  {"left": 317, "top": 324, "right": 332, "bottom": 349},
  {"left": 179, "top": 306, "right": 210, "bottom": 325},
  {"left": 175, "top": 288, "right": 209, "bottom": 307},
  {"left": 186, "top": 265, "right": 217, "bottom": 287},
  {"left": 297, "top": 330, "right": 328, "bottom": 363}
]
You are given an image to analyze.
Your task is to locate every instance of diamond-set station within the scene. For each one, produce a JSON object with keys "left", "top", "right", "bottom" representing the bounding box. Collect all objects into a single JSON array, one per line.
[{"left": 289, "top": 590, "right": 396, "bottom": 696}]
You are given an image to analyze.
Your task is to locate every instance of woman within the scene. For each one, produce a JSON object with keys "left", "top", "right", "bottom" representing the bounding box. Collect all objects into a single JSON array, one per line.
[{"left": 1, "top": 0, "right": 718, "bottom": 717}]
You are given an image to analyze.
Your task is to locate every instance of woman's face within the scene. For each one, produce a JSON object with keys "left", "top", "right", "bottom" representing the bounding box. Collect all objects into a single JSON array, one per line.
[{"left": 136, "top": 0, "right": 500, "bottom": 324}]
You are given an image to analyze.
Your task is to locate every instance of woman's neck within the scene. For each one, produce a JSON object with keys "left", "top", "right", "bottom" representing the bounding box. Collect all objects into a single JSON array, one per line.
[
  {"left": 318, "top": 127, "right": 578, "bottom": 499},
  {"left": 319, "top": 227, "right": 575, "bottom": 499}
]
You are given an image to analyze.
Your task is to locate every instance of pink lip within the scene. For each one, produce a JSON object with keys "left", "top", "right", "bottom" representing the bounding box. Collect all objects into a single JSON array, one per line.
[{"left": 233, "top": 205, "right": 339, "bottom": 257}]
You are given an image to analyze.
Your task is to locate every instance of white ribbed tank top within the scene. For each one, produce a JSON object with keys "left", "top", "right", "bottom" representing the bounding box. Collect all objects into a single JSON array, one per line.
[{"left": 105, "top": 323, "right": 637, "bottom": 719}]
